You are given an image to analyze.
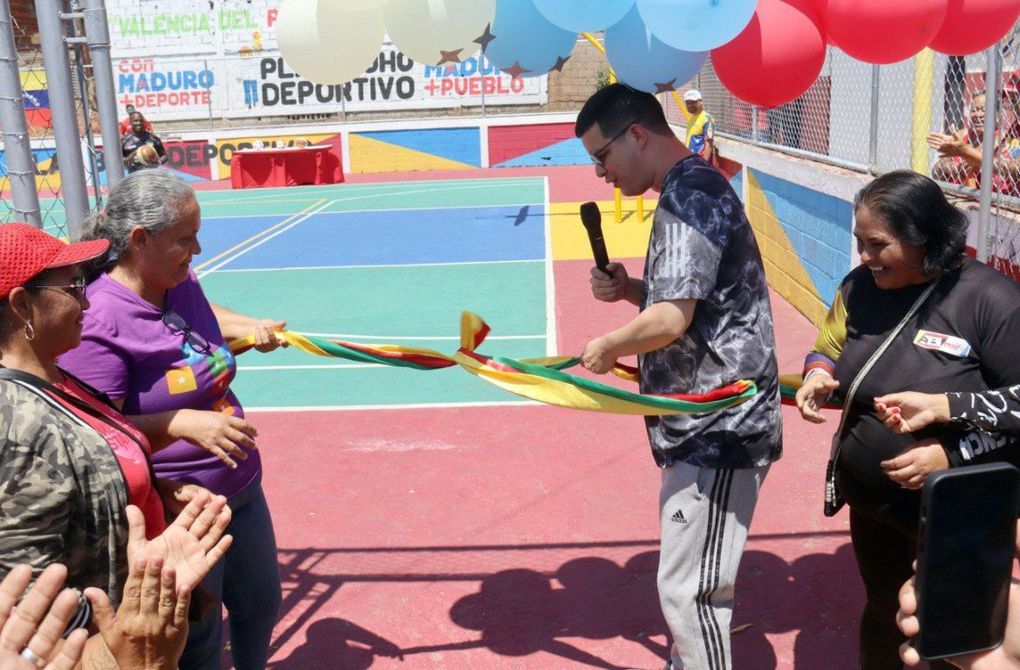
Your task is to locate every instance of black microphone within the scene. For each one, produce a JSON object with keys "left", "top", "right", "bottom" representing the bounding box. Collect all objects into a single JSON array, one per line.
[{"left": 579, "top": 201, "right": 611, "bottom": 275}]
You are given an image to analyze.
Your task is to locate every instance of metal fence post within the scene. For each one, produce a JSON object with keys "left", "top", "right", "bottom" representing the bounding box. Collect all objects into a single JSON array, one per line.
[
  {"left": 65, "top": 1, "right": 102, "bottom": 205},
  {"left": 34, "top": 0, "right": 90, "bottom": 234},
  {"left": 0, "top": 0, "right": 42, "bottom": 227},
  {"left": 868, "top": 64, "right": 880, "bottom": 173},
  {"left": 977, "top": 44, "right": 1001, "bottom": 264},
  {"left": 82, "top": 0, "right": 123, "bottom": 187}
]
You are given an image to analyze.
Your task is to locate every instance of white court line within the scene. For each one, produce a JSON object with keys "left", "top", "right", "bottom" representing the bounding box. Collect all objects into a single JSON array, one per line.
[
  {"left": 287, "top": 332, "right": 543, "bottom": 341},
  {"left": 196, "top": 199, "right": 333, "bottom": 277},
  {"left": 203, "top": 201, "right": 544, "bottom": 220},
  {"left": 543, "top": 176, "right": 557, "bottom": 357},
  {"left": 205, "top": 178, "right": 542, "bottom": 206},
  {"left": 239, "top": 363, "right": 384, "bottom": 371},
  {"left": 283, "top": 181, "right": 545, "bottom": 210},
  {"left": 244, "top": 399, "right": 539, "bottom": 413},
  {"left": 200, "top": 177, "right": 543, "bottom": 204},
  {"left": 208, "top": 258, "right": 543, "bottom": 273},
  {"left": 203, "top": 194, "right": 326, "bottom": 204}
]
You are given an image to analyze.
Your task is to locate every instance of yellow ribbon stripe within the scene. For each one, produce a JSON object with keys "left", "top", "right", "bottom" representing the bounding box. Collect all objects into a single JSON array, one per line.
[{"left": 229, "top": 312, "right": 757, "bottom": 416}]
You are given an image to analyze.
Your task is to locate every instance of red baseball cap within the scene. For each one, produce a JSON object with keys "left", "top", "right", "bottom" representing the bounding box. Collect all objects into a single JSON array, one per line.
[{"left": 0, "top": 223, "right": 109, "bottom": 300}]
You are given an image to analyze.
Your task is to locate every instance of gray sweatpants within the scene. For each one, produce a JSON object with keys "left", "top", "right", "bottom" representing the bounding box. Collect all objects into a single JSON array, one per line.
[{"left": 658, "top": 462, "right": 770, "bottom": 670}]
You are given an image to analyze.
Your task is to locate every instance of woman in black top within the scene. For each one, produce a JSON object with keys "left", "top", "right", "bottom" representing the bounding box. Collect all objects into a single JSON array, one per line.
[{"left": 795, "top": 171, "right": 1020, "bottom": 669}]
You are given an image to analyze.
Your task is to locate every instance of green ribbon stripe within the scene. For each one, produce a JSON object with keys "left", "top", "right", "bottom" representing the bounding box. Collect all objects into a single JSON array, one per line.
[{"left": 493, "top": 356, "right": 758, "bottom": 412}]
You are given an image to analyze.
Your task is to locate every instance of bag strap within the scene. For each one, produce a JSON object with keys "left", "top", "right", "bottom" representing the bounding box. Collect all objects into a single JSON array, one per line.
[{"left": 831, "top": 277, "right": 943, "bottom": 444}]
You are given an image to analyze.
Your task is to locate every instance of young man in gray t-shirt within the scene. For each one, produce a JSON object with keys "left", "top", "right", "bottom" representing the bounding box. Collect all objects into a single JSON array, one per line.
[{"left": 575, "top": 83, "right": 782, "bottom": 670}]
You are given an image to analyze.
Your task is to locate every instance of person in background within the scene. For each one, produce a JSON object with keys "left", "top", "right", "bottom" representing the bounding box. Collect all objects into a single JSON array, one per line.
[
  {"left": 681, "top": 89, "right": 716, "bottom": 164},
  {"left": 794, "top": 170, "right": 1020, "bottom": 669},
  {"left": 928, "top": 93, "right": 1020, "bottom": 194},
  {"left": 61, "top": 169, "right": 288, "bottom": 670},
  {"left": 118, "top": 104, "right": 152, "bottom": 135},
  {"left": 121, "top": 111, "right": 167, "bottom": 173}
]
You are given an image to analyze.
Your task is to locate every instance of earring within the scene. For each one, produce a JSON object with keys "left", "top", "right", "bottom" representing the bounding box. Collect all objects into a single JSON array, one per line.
[{"left": 24, "top": 320, "right": 35, "bottom": 341}]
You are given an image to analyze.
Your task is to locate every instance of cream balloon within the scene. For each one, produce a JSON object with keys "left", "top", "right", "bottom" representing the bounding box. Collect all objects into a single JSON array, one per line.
[
  {"left": 322, "top": 0, "right": 392, "bottom": 9},
  {"left": 277, "top": 0, "right": 385, "bottom": 84},
  {"left": 384, "top": 0, "right": 495, "bottom": 66}
]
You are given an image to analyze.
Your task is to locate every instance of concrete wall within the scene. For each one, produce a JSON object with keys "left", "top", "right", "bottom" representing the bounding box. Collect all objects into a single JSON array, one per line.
[{"left": 720, "top": 138, "right": 868, "bottom": 327}]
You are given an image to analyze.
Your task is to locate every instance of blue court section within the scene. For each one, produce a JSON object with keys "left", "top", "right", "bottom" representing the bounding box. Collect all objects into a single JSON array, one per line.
[
  {"left": 195, "top": 177, "right": 551, "bottom": 409},
  {"left": 199, "top": 205, "right": 546, "bottom": 270}
]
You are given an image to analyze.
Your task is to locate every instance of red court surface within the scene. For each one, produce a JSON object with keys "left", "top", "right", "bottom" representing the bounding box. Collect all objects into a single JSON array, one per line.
[{"left": 250, "top": 280, "right": 856, "bottom": 669}]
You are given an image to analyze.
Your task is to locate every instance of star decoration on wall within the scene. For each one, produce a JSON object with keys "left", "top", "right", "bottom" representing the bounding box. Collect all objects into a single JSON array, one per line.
[
  {"left": 436, "top": 48, "right": 463, "bottom": 66},
  {"left": 655, "top": 79, "right": 678, "bottom": 93},
  {"left": 551, "top": 55, "right": 571, "bottom": 72},
  {"left": 474, "top": 24, "right": 496, "bottom": 53},
  {"left": 506, "top": 61, "right": 531, "bottom": 79}
]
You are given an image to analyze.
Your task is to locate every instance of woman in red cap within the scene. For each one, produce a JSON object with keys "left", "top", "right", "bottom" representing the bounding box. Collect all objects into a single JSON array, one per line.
[{"left": 0, "top": 223, "right": 232, "bottom": 669}]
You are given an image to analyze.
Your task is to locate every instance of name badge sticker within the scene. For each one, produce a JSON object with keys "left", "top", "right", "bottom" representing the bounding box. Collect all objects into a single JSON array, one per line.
[{"left": 913, "top": 329, "right": 972, "bottom": 357}]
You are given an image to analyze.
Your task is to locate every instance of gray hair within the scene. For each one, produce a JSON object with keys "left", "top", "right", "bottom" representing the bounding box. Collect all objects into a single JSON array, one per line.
[{"left": 77, "top": 169, "right": 196, "bottom": 267}]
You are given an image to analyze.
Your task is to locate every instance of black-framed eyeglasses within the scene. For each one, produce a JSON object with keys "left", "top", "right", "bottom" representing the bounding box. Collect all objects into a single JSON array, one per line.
[
  {"left": 27, "top": 276, "right": 88, "bottom": 301},
  {"left": 162, "top": 309, "right": 213, "bottom": 355},
  {"left": 590, "top": 121, "right": 637, "bottom": 168}
]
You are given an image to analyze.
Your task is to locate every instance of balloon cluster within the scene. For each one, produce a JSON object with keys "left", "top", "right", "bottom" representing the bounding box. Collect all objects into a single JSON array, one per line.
[{"left": 277, "top": 0, "right": 1020, "bottom": 110}]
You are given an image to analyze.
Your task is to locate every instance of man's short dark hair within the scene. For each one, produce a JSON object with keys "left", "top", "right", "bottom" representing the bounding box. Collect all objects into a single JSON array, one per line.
[
  {"left": 574, "top": 83, "right": 671, "bottom": 140},
  {"left": 854, "top": 170, "right": 967, "bottom": 276}
]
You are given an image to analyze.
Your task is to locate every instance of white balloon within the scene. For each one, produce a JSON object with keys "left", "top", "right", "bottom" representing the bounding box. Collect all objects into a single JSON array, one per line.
[
  {"left": 277, "top": 0, "right": 385, "bottom": 84},
  {"left": 384, "top": 0, "right": 495, "bottom": 66},
  {"left": 322, "top": 0, "right": 391, "bottom": 9}
]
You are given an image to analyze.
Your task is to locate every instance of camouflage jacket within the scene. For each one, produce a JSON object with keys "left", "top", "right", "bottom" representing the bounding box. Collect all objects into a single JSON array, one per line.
[{"left": 0, "top": 376, "right": 129, "bottom": 604}]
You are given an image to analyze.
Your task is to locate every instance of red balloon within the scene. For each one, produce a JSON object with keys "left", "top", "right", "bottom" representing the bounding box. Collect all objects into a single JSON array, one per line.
[
  {"left": 711, "top": 0, "right": 826, "bottom": 108},
  {"left": 929, "top": 0, "right": 1020, "bottom": 55},
  {"left": 823, "top": 0, "right": 949, "bottom": 64}
]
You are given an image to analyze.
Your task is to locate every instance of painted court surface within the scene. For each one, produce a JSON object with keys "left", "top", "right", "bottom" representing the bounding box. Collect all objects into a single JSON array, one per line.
[{"left": 165, "top": 168, "right": 855, "bottom": 669}]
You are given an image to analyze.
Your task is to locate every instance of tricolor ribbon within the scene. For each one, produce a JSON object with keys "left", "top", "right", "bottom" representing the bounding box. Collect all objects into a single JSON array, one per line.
[{"left": 230, "top": 312, "right": 758, "bottom": 416}]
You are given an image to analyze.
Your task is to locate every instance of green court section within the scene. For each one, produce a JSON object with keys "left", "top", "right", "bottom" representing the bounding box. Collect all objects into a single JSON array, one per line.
[
  {"left": 195, "top": 178, "right": 546, "bottom": 219},
  {"left": 200, "top": 261, "right": 550, "bottom": 408},
  {"left": 34, "top": 176, "right": 546, "bottom": 233}
]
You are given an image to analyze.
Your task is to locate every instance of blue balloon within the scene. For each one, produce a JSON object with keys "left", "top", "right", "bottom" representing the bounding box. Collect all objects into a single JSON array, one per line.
[
  {"left": 532, "top": 0, "right": 635, "bottom": 34},
  {"left": 636, "top": 0, "right": 757, "bottom": 52},
  {"left": 485, "top": 0, "right": 578, "bottom": 77},
  {"left": 605, "top": 5, "right": 706, "bottom": 93}
]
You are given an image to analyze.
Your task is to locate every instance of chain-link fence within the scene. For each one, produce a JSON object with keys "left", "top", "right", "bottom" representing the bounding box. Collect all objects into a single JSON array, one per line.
[
  {"left": 2, "top": 4, "right": 71, "bottom": 236},
  {"left": 670, "top": 22, "right": 1020, "bottom": 274}
]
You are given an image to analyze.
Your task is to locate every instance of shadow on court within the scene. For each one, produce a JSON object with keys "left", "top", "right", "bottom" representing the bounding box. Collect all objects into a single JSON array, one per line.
[{"left": 264, "top": 536, "right": 859, "bottom": 669}]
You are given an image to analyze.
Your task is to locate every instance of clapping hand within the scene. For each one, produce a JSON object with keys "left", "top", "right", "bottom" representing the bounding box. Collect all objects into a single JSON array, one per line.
[
  {"left": 127, "top": 494, "right": 232, "bottom": 595},
  {"left": 0, "top": 565, "right": 87, "bottom": 670},
  {"left": 927, "top": 127, "right": 969, "bottom": 158},
  {"left": 85, "top": 556, "right": 190, "bottom": 670}
]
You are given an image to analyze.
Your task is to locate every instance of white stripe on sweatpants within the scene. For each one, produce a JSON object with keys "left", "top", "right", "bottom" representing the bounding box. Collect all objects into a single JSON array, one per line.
[{"left": 657, "top": 462, "right": 769, "bottom": 670}]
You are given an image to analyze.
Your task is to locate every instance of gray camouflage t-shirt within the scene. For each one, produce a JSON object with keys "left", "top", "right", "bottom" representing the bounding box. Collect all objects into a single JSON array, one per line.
[{"left": 640, "top": 155, "right": 782, "bottom": 469}]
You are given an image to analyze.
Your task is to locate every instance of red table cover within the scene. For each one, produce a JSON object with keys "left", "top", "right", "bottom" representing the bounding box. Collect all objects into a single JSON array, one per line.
[{"left": 230, "top": 145, "right": 343, "bottom": 189}]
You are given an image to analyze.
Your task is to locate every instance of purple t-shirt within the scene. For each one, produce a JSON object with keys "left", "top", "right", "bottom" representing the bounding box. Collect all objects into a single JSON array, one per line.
[{"left": 59, "top": 271, "right": 260, "bottom": 498}]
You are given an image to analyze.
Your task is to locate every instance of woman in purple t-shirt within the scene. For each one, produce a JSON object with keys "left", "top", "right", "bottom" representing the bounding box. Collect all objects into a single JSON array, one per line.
[{"left": 61, "top": 170, "right": 287, "bottom": 670}]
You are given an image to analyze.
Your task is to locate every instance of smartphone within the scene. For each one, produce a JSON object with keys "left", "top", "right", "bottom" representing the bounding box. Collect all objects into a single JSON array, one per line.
[{"left": 914, "top": 462, "right": 1020, "bottom": 661}]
